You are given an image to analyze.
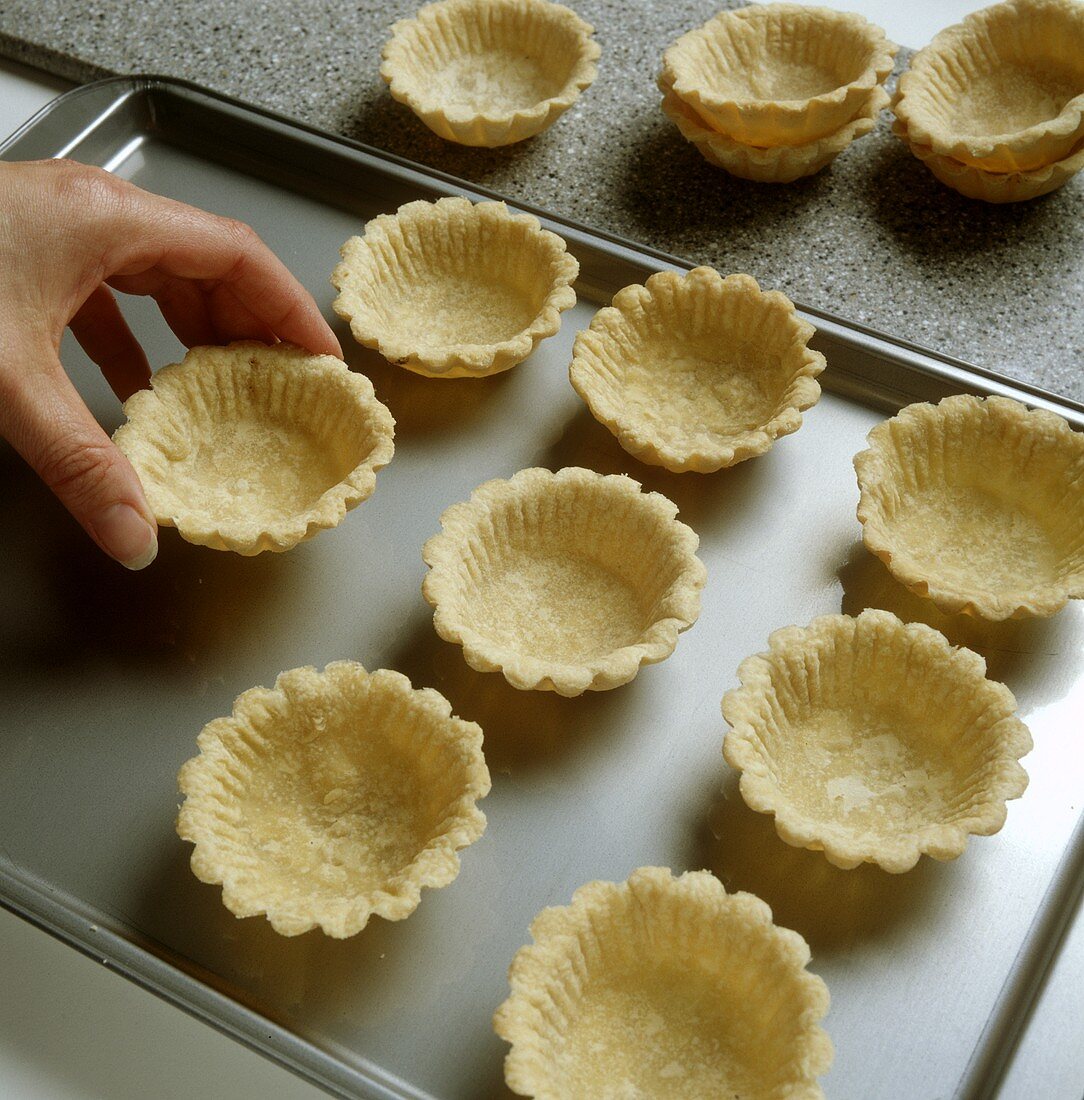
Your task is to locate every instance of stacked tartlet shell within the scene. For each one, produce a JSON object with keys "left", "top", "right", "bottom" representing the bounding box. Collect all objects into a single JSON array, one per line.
[
  {"left": 177, "top": 662, "right": 491, "bottom": 938},
  {"left": 893, "top": 0, "right": 1084, "bottom": 201},
  {"left": 494, "top": 867, "right": 832, "bottom": 1099},
  {"left": 113, "top": 342, "right": 395, "bottom": 555},
  {"left": 660, "top": 4, "right": 896, "bottom": 181},
  {"left": 723, "top": 611, "right": 1032, "bottom": 874},
  {"left": 855, "top": 395, "right": 1084, "bottom": 619},
  {"left": 332, "top": 197, "right": 578, "bottom": 378},
  {"left": 380, "top": 0, "right": 600, "bottom": 147},
  {"left": 422, "top": 467, "right": 706, "bottom": 696},
  {"left": 570, "top": 268, "right": 825, "bottom": 472}
]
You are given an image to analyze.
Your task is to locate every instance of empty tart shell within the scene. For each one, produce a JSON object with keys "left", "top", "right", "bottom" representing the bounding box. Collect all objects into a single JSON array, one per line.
[
  {"left": 855, "top": 395, "right": 1084, "bottom": 618},
  {"left": 493, "top": 866, "right": 832, "bottom": 1099},
  {"left": 661, "top": 3, "right": 896, "bottom": 147},
  {"left": 722, "top": 610, "right": 1032, "bottom": 874},
  {"left": 893, "top": 0, "right": 1084, "bottom": 173},
  {"left": 570, "top": 268, "right": 825, "bottom": 473},
  {"left": 422, "top": 467, "right": 706, "bottom": 696},
  {"left": 177, "top": 661, "right": 491, "bottom": 938},
  {"left": 892, "top": 116, "right": 1084, "bottom": 202},
  {"left": 113, "top": 342, "right": 394, "bottom": 555},
  {"left": 380, "top": 0, "right": 600, "bottom": 147},
  {"left": 332, "top": 197, "right": 579, "bottom": 378},
  {"left": 660, "top": 75, "right": 888, "bottom": 182}
]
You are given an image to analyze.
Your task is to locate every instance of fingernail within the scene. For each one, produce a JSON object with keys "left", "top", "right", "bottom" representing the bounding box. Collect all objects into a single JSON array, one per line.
[{"left": 94, "top": 502, "right": 158, "bottom": 570}]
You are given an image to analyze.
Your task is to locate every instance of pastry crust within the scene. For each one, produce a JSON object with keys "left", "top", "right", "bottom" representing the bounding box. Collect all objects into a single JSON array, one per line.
[
  {"left": 380, "top": 0, "right": 600, "bottom": 147},
  {"left": 661, "top": 3, "right": 896, "bottom": 147},
  {"left": 570, "top": 268, "right": 825, "bottom": 472},
  {"left": 422, "top": 467, "right": 706, "bottom": 696},
  {"left": 855, "top": 395, "right": 1084, "bottom": 618},
  {"left": 660, "top": 73, "right": 887, "bottom": 182},
  {"left": 893, "top": 0, "right": 1084, "bottom": 173},
  {"left": 493, "top": 866, "right": 833, "bottom": 1099},
  {"left": 892, "top": 116, "right": 1084, "bottom": 202},
  {"left": 177, "top": 662, "right": 490, "bottom": 938},
  {"left": 722, "top": 610, "right": 1032, "bottom": 874},
  {"left": 332, "top": 197, "right": 578, "bottom": 378},
  {"left": 113, "top": 342, "right": 394, "bottom": 555}
]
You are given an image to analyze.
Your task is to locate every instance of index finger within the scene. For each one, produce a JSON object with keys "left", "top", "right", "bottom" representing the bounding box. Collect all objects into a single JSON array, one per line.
[{"left": 102, "top": 187, "right": 343, "bottom": 359}]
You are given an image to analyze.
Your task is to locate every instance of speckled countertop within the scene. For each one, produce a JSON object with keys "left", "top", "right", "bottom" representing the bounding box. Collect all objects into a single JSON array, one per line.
[{"left": 1, "top": 0, "right": 1081, "bottom": 399}]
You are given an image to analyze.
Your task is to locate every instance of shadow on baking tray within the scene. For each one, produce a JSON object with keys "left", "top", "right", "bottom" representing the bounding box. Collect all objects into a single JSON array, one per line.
[
  {"left": 126, "top": 832, "right": 515, "bottom": 1098},
  {"left": 535, "top": 403, "right": 770, "bottom": 538},
  {"left": 0, "top": 441, "right": 294, "bottom": 676},
  {"left": 336, "top": 320, "right": 516, "bottom": 439},
  {"left": 690, "top": 770, "right": 945, "bottom": 956},
  {"left": 385, "top": 615, "right": 649, "bottom": 775},
  {"left": 838, "top": 540, "right": 1084, "bottom": 713}
]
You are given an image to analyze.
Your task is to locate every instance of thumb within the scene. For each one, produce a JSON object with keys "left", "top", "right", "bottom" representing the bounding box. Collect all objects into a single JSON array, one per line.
[{"left": 2, "top": 347, "right": 158, "bottom": 569}]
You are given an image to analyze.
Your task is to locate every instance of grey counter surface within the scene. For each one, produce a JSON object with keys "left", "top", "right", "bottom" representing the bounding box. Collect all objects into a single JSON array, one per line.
[{"left": 1, "top": 0, "right": 1081, "bottom": 400}]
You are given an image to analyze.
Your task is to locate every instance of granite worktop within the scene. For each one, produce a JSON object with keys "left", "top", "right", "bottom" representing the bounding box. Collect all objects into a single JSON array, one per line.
[{"left": 1, "top": 0, "right": 1081, "bottom": 400}]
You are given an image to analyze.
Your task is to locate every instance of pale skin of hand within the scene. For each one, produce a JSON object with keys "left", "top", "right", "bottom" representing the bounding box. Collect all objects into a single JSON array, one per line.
[{"left": 0, "top": 158, "right": 342, "bottom": 569}]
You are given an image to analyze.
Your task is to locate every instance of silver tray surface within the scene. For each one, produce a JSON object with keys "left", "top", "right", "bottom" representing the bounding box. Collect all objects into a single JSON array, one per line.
[{"left": 1, "top": 77, "right": 1082, "bottom": 1100}]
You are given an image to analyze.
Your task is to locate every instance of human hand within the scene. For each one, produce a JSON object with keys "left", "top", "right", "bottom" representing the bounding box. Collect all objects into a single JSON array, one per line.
[{"left": 0, "top": 158, "right": 342, "bottom": 569}]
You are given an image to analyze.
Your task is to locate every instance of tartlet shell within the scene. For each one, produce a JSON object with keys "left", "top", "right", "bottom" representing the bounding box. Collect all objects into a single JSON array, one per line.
[
  {"left": 893, "top": 0, "right": 1084, "bottom": 173},
  {"left": 113, "top": 342, "right": 394, "bottom": 555},
  {"left": 422, "top": 467, "right": 706, "bottom": 696},
  {"left": 893, "top": 117, "right": 1084, "bottom": 202},
  {"left": 332, "top": 196, "right": 578, "bottom": 378},
  {"left": 722, "top": 610, "right": 1032, "bottom": 873},
  {"left": 570, "top": 267, "right": 825, "bottom": 472},
  {"left": 177, "top": 661, "right": 490, "bottom": 938},
  {"left": 661, "top": 74, "right": 888, "bottom": 182},
  {"left": 855, "top": 394, "right": 1084, "bottom": 618},
  {"left": 380, "top": 0, "right": 600, "bottom": 147},
  {"left": 661, "top": 3, "right": 896, "bottom": 146},
  {"left": 494, "top": 866, "right": 833, "bottom": 1099}
]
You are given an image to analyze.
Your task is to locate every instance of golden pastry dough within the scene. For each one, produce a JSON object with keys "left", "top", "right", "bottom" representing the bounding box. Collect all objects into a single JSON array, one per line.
[
  {"left": 892, "top": 116, "right": 1084, "bottom": 201},
  {"left": 570, "top": 268, "right": 824, "bottom": 472},
  {"left": 661, "top": 3, "right": 896, "bottom": 146},
  {"left": 893, "top": 0, "right": 1084, "bottom": 173},
  {"left": 493, "top": 867, "right": 833, "bottom": 1099},
  {"left": 177, "top": 662, "right": 490, "bottom": 938},
  {"left": 332, "top": 197, "right": 578, "bottom": 377},
  {"left": 723, "top": 610, "right": 1032, "bottom": 873},
  {"left": 113, "top": 342, "right": 394, "bottom": 555},
  {"left": 422, "top": 467, "right": 706, "bottom": 696},
  {"left": 855, "top": 395, "right": 1084, "bottom": 618},
  {"left": 660, "top": 74, "right": 887, "bottom": 182},
  {"left": 380, "top": 0, "right": 600, "bottom": 146}
]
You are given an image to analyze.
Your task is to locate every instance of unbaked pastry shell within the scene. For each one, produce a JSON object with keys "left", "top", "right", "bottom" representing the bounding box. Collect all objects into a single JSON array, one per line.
[
  {"left": 177, "top": 662, "right": 490, "bottom": 938},
  {"left": 493, "top": 866, "right": 832, "bottom": 1099},
  {"left": 661, "top": 3, "right": 896, "bottom": 146},
  {"left": 113, "top": 342, "right": 394, "bottom": 555},
  {"left": 893, "top": 0, "right": 1084, "bottom": 173},
  {"left": 332, "top": 197, "right": 578, "bottom": 378},
  {"left": 893, "top": 117, "right": 1084, "bottom": 202},
  {"left": 570, "top": 268, "right": 825, "bottom": 472},
  {"left": 722, "top": 610, "right": 1032, "bottom": 874},
  {"left": 661, "top": 78, "right": 887, "bottom": 182},
  {"left": 422, "top": 467, "right": 706, "bottom": 696},
  {"left": 855, "top": 394, "right": 1084, "bottom": 618},
  {"left": 380, "top": 0, "right": 600, "bottom": 147}
]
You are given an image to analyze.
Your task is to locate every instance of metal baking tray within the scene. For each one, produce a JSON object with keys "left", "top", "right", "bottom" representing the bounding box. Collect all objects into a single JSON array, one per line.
[{"left": 2, "top": 76, "right": 1082, "bottom": 1100}]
